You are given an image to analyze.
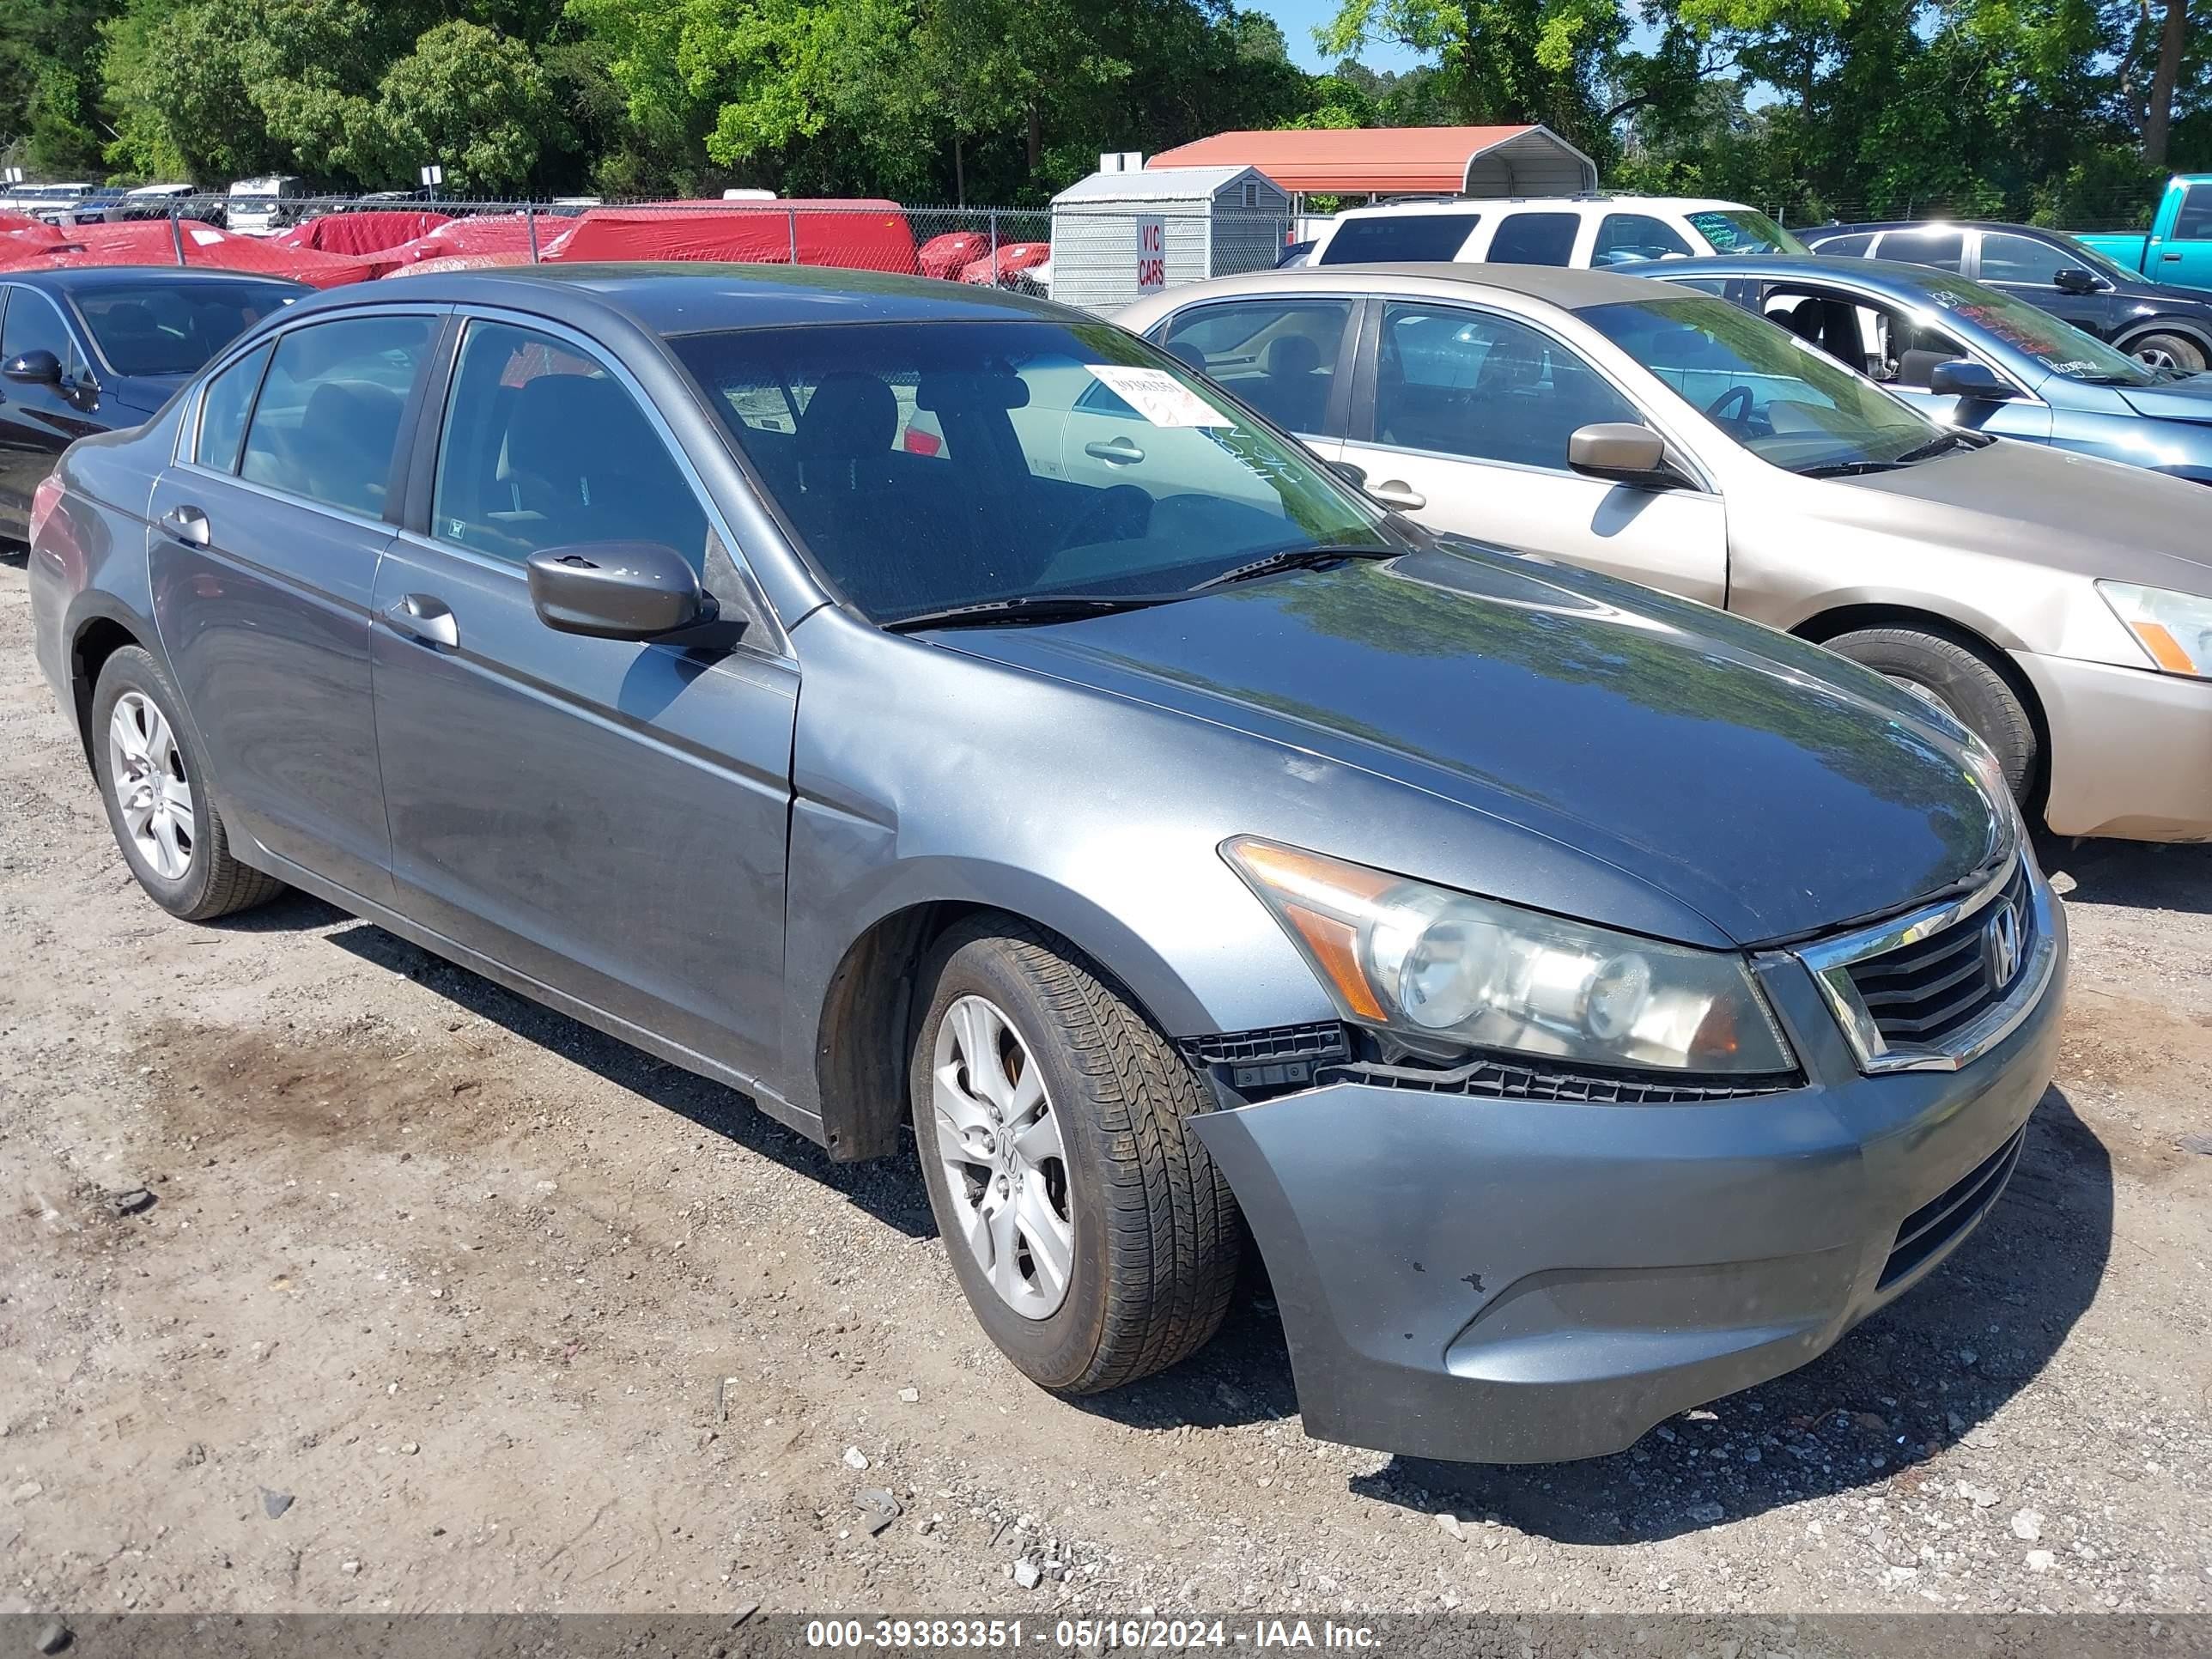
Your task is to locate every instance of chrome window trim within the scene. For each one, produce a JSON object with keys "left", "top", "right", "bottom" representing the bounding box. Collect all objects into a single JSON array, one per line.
[{"left": 1789, "top": 853, "right": 2057, "bottom": 1075}]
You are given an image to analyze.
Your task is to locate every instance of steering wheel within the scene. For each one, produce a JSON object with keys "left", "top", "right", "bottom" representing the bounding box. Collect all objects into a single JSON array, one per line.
[
  {"left": 1704, "top": 384, "right": 1756, "bottom": 426},
  {"left": 1050, "top": 483, "right": 1151, "bottom": 556}
]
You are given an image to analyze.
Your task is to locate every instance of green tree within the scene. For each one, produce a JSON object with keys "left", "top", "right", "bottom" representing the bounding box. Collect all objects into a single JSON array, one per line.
[{"left": 364, "top": 18, "right": 566, "bottom": 193}]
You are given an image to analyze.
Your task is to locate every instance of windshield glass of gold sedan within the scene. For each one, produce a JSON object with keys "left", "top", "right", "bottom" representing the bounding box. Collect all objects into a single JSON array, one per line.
[
  {"left": 672, "top": 319, "right": 1389, "bottom": 624},
  {"left": 1583, "top": 294, "right": 1946, "bottom": 475}
]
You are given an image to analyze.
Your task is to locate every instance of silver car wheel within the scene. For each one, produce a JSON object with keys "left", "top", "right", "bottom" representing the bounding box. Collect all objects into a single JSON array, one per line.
[
  {"left": 2134, "top": 343, "right": 2180, "bottom": 369},
  {"left": 108, "top": 690, "right": 194, "bottom": 881},
  {"left": 929, "top": 994, "right": 1074, "bottom": 1320}
]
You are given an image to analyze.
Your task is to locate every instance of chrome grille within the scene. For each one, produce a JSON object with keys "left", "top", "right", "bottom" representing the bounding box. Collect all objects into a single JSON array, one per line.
[{"left": 1845, "top": 862, "right": 2033, "bottom": 1049}]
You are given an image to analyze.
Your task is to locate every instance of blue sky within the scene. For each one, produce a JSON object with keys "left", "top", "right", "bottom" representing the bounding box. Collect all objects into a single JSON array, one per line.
[{"left": 1252, "top": 1, "right": 1430, "bottom": 73}]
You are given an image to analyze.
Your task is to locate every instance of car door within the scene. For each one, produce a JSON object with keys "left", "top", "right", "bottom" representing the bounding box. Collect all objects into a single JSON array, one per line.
[
  {"left": 148, "top": 308, "right": 442, "bottom": 902},
  {"left": 368, "top": 311, "right": 796, "bottom": 1084},
  {"left": 0, "top": 286, "right": 108, "bottom": 535},
  {"left": 2150, "top": 180, "right": 2212, "bottom": 286},
  {"left": 1972, "top": 230, "right": 2118, "bottom": 340},
  {"left": 1340, "top": 298, "right": 1729, "bottom": 606}
]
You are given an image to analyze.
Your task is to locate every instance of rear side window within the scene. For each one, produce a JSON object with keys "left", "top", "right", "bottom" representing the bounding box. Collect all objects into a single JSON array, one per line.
[
  {"left": 1591, "top": 214, "right": 1693, "bottom": 265},
  {"left": 240, "top": 314, "right": 435, "bottom": 518},
  {"left": 1154, "top": 299, "right": 1352, "bottom": 435},
  {"left": 1873, "top": 230, "right": 1966, "bottom": 272},
  {"left": 195, "top": 343, "right": 271, "bottom": 472},
  {"left": 431, "top": 319, "right": 709, "bottom": 567},
  {"left": 1317, "top": 213, "right": 1481, "bottom": 265},
  {"left": 1486, "top": 212, "right": 1581, "bottom": 267},
  {"left": 1807, "top": 231, "right": 1875, "bottom": 257}
]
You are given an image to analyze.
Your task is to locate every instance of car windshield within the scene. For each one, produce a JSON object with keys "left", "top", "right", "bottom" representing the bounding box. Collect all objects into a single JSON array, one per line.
[
  {"left": 73, "top": 277, "right": 299, "bottom": 375},
  {"left": 672, "top": 319, "right": 1390, "bottom": 625},
  {"left": 1581, "top": 293, "right": 1947, "bottom": 474},
  {"left": 1902, "top": 269, "right": 2162, "bottom": 385},
  {"left": 1686, "top": 210, "right": 1809, "bottom": 256}
]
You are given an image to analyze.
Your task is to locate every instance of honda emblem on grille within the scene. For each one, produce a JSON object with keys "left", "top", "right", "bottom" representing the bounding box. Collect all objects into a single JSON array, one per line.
[{"left": 1984, "top": 899, "right": 2025, "bottom": 990}]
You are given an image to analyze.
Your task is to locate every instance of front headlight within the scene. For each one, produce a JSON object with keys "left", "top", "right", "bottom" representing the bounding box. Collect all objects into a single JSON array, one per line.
[
  {"left": 2099, "top": 581, "right": 2212, "bottom": 679},
  {"left": 1224, "top": 837, "right": 1795, "bottom": 1076}
]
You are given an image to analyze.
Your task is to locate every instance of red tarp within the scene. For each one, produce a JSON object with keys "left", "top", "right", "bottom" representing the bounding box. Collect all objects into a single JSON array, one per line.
[
  {"left": 274, "top": 210, "right": 449, "bottom": 256},
  {"left": 368, "top": 213, "right": 554, "bottom": 272},
  {"left": 0, "top": 211, "right": 56, "bottom": 237},
  {"left": 0, "top": 221, "right": 373, "bottom": 289},
  {"left": 547, "top": 201, "right": 921, "bottom": 275},
  {"left": 917, "top": 230, "right": 989, "bottom": 281},
  {"left": 959, "top": 241, "right": 1048, "bottom": 285},
  {"left": 381, "top": 250, "right": 535, "bottom": 278}
]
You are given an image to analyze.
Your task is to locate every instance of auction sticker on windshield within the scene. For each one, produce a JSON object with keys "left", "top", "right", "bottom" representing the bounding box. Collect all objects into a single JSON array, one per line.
[{"left": 1085, "top": 364, "right": 1232, "bottom": 427}]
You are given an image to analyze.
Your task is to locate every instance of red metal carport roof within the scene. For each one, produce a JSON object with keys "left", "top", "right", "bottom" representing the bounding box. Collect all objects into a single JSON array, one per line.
[{"left": 1145, "top": 125, "right": 1597, "bottom": 197}]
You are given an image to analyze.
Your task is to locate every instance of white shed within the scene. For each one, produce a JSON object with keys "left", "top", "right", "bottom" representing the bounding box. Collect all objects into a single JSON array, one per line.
[{"left": 1048, "top": 163, "right": 1292, "bottom": 313}]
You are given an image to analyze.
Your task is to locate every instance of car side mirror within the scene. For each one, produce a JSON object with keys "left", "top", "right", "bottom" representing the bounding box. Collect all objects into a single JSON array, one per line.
[
  {"left": 1928, "top": 359, "right": 2019, "bottom": 402},
  {"left": 526, "top": 541, "right": 737, "bottom": 646},
  {"left": 1328, "top": 459, "right": 1369, "bottom": 491},
  {"left": 2052, "top": 267, "right": 2100, "bottom": 295},
  {"left": 3, "top": 349, "right": 62, "bottom": 386},
  {"left": 1567, "top": 422, "right": 1683, "bottom": 489}
]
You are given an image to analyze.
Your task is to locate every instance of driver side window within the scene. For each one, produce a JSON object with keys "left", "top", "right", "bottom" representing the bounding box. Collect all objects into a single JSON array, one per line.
[
  {"left": 1761, "top": 288, "right": 1969, "bottom": 389},
  {"left": 1372, "top": 303, "right": 1639, "bottom": 470}
]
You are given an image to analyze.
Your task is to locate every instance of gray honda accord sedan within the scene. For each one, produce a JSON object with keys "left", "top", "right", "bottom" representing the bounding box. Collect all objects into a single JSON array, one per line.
[{"left": 26, "top": 265, "right": 2064, "bottom": 1463}]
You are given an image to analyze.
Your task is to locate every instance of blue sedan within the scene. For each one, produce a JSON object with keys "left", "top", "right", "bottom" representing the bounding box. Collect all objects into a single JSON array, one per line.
[{"left": 1633, "top": 255, "right": 2212, "bottom": 483}]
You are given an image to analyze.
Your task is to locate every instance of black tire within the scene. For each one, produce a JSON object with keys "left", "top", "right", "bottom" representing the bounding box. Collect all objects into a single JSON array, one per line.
[
  {"left": 908, "top": 917, "right": 1239, "bottom": 1395},
  {"left": 1823, "top": 626, "right": 2039, "bottom": 801},
  {"left": 2124, "top": 330, "right": 2209, "bottom": 374},
  {"left": 90, "top": 646, "right": 286, "bottom": 921}
]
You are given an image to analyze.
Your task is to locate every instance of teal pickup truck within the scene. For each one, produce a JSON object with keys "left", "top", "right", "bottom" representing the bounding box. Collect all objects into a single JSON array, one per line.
[{"left": 2078, "top": 175, "right": 2212, "bottom": 290}]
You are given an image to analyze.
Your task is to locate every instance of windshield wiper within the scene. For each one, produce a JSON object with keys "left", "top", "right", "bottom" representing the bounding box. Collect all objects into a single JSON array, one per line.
[
  {"left": 881, "top": 592, "right": 1176, "bottom": 632},
  {"left": 1796, "top": 459, "right": 1907, "bottom": 478},
  {"left": 1188, "top": 544, "right": 1397, "bottom": 592},
  {"left": 1889, "top": 431, "right": 1983, "bottom": 465}
]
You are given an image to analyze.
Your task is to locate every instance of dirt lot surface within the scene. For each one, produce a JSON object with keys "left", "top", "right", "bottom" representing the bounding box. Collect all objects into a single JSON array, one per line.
[{"left": 3, "top": 552, "right": 2209, "bottom": 1620}]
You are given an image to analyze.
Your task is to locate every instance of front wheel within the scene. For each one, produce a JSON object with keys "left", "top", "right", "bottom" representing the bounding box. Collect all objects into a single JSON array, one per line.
[
  {"left": 2125, "top": 331, "right": 2209, "bottom": 374},
  {"left": 909, "top": 918, "right": 1240, "bottom": 1394},
  {"left": 1823, "top": 626, "right": 2039, "bottom": 803}
]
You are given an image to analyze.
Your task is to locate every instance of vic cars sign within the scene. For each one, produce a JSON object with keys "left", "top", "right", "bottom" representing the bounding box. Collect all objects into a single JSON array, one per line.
[{"left": 1136, "top": 216, "right": 1165, "bottom": 294}]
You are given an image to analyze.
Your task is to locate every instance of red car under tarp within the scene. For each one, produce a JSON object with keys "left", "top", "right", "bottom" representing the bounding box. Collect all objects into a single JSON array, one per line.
[
  {"left": 274, "top": 210, "right": 450, "bottom": 256},
  {"left": 0, "top": 222, "right": 372, "bottom": 288},
  {"left": 369, "top": 212, "right": 555, "bottom": 270},
  {"left": 547, "top": 201, "right": 921, "bottom": 274}
]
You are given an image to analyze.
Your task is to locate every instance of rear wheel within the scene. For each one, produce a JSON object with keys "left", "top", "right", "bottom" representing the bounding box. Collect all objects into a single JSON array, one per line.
[
  {"left": 1823, "top": 626, "right": 2039, "bottom": 802},
  {"left": 92, "top": 647, "right": 286, "bottom": 921},
  {"left": 909, "top": 917, "right": 1240, "bottom": 1394},
  {"left": 2124, "top": 331, "right": 2209, "bottom": 374}
]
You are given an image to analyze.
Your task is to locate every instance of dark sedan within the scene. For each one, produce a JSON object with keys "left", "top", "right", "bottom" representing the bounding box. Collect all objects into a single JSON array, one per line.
[
  {"left": 0, "top": 269, "right": 302, "bottom": 539},
  {"left": 27, "top": 265, "right": 2060, "bottom": 1464},
  {"left": 1638, "top": 255, "right": 2212, "bottom": 483},
  {"left": 1800, "top": 219, "right": 2212, "bottom": 373}
]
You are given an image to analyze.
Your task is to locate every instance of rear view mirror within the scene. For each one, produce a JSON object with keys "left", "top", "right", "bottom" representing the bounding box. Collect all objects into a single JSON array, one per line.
[
  {"left": 1568, "top": 422, "right": 1681, "bottom": 489},
  {"left": 526, "top": 541, "right": 728, "bottom": 643},
  {"left": 2052, "top": 267, "right": 2100, "bottom": 295},
  {"left": 3, "top": 349, "right": 61, "bottom": 385},
  {"left": 1928, "top": 360, "right": 2019, "bottom": 402}
]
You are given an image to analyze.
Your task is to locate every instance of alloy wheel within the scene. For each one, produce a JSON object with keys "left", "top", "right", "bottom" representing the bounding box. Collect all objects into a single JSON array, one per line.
[
  {"left": 929, "top": 994, "right": 1074, "bottom": 1319},
  {"left": 108, "top": 690, "right": 195, "bottom": 881},
  {"left": 2133, "top": 343, "right": 2182, "bottom": 369}
]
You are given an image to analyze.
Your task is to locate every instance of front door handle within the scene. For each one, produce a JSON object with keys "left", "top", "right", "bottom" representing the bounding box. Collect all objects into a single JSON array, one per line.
[
  {"left": 1368, "top": 479, "right": 1427, "bottom": 512},
  {"left": 2160, "top": 251, "right": 2182, "bottom": 261},
  {"left": 383, "top": 592, "right": 459, "bottom": 649},
  {"left": 160, "top": 503, "right": 210, "bottom": 547},
  {"left": 1083, "top": 434, "right": 1146, "bottom": 465}
]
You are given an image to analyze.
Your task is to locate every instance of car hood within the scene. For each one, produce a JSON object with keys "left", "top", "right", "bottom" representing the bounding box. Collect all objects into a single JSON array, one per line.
[
  {"left": 2115, "top": 375, "right": 2212, "bottom": 424},
  {"left": 926, "top": 545, "right": 2005, "bottom": 947},
  {"left": 100, "top": 373, "right": 192, "bottom": 420},
  {"left": 1818, "top": 436, "right": 2212, "bottom": 587}
]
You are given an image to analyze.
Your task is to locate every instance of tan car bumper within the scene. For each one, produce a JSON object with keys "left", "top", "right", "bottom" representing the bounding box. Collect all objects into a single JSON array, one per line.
[{"left": 2014, "top": 649, "right": 2212, "bottom": 842}]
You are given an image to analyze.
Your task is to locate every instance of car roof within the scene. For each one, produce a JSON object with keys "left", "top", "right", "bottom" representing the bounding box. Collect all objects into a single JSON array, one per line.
[
  {"left": 277, "top": 261, "right": 1070, "bottom": 334},
  {"left": 1802, "top": 221, "right": 2071, "bottom": 238},
  {"left": 1332, "top": 195, "right": 1750, "bottom": 219},
  {"left": 1633, "top": 253, "right": 1990, "bottom": 296},
  {"left": 1144, "top": 260, "right": 1678, "bottom": 312},
  {"left": 3, "top": 267, "right": 312, "bottom": 296}
]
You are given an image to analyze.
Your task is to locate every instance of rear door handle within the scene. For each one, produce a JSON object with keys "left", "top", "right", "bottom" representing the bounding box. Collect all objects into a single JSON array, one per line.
[
  {"left": 159, "top": 503, "right": 210, "bottom": 546},
  {"left": 2160, "top": 252, "right": 2182, "bottom": 261},
  {"left": 383, "top": 592, "right": 459, "bottom": 649},
  {"left": 1084, "top": 434, "right": 1146, "bottom": 465}
]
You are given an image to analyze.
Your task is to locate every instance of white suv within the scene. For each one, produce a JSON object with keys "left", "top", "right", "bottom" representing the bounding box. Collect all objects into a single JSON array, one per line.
[{"left": 1306, "top": 194, "right": 1807, "bottom": 270}]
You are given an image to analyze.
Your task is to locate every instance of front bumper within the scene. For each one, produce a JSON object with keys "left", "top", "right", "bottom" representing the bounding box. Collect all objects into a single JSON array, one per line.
[
  {"left": 2012, "top": 648, "right": 2212, "bottom": 842},
  {"left": 1187, "top": 883, "right": 2067, "bottom": 1465}
]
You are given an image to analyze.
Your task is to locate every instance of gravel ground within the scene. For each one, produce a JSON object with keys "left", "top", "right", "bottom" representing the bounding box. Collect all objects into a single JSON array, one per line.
[{"left": 2, "top": 550, "right": 2208, "bottom": 1618}]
